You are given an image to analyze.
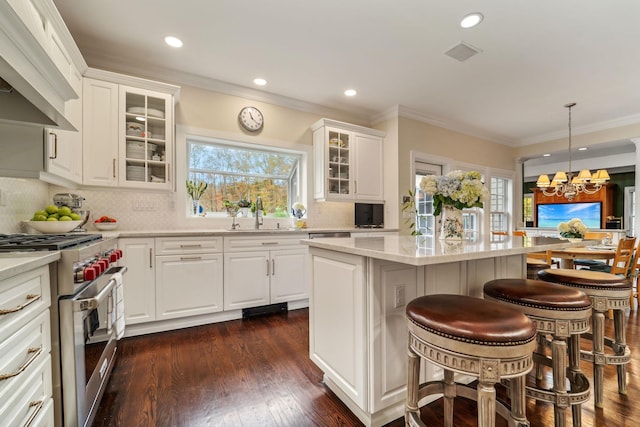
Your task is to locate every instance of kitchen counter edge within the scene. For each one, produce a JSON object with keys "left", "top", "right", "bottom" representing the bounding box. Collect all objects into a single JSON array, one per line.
[{"left": 0, "top": 251, "right": 60, "bottom": 281}]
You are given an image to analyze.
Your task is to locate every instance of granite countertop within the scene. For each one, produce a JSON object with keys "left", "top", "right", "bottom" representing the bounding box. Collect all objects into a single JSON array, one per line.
[
  {"left": 0, "top": 251, "right": 60, "bottom": 281},
  {"left": 97, "top": 227, "right": 398, "bottom": 238},
  {"left": 302, "top": 235, "right": 590, "bottom": 266}
]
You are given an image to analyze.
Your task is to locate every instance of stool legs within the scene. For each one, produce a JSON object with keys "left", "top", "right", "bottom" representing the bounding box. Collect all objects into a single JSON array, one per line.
[
  {"left": 443, "top": 370, "right": 455, "bottom": 427},
  {"left": 477, "top": 381, "right": 496, "bottom": 427},
  {"left": 551, "top": 336, "right": 568, "bottom": 427},
  {"left": 613, "top": 309, "right": 628, "bottom": 396},
  {"left": 568, "top": 335, "right": 583, "bottom": 427},
  {"left": 405, "top": 346, "right": 421, "bottom": 423},
  {"left": 591, "top": 309, "right": 606, "bottom": 408},
  {"left": 509, "top": 375, "right": 529, "bottom": 427}
]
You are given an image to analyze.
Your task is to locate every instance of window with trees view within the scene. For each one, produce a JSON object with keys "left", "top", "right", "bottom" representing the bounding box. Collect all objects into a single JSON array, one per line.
[{"left": 187, "top": 139, "right": 302, "bottom": 216}]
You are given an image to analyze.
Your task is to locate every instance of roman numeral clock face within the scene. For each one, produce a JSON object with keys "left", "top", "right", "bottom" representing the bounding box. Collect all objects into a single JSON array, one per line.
[{"left": 238, "top": 106, "right": 264, "bottom": 132}]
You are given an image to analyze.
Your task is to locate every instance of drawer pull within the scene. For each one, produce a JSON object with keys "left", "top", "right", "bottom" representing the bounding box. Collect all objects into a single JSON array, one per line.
[
  {"left": 0, "top": 294, "right": 40, "bottom": 316},
  {"left": 0, "top": 347, "right": 42, "bottom": 381},
  {"left": 261, "top": 242, "right": 278, "bottom": 245},
  {"left": 23, "top": 399, "right": 44, "bottom": 427},
  {"left": 179, "top": 244, "right": 202, "bottom": 249},
  {"left": 180, "top": 256, "right": 202, "bottom": 261}
]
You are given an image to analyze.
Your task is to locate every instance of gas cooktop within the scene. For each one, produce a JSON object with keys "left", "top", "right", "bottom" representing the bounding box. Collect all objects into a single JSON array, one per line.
[{"left": 0, "top": 233, "right": 103, "bottom": 252}]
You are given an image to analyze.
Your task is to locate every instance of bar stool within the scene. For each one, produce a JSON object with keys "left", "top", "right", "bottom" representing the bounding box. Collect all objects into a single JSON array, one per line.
[
  {"left": 484, "top": 278, "right": 592, "bottom": 427},
  {"left": 537, "top": 268, "right": 632, "bottom": 408},
  {"left": 405, "top": 294, "right": 537, "bottom": 427},
  {"left": 526, "top": 258, "right": 551, "bottom": 279}
]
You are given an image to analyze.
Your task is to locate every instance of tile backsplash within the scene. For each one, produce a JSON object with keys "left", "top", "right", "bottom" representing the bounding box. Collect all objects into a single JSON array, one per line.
[{"left": 0, "top": 177, "right": 355, "bottom": 233}]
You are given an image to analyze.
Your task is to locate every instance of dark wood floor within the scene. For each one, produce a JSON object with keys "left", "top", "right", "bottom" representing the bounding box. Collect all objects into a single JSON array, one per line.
[{"left": 94, "top": 305, "right": 640, "bottom": 427}]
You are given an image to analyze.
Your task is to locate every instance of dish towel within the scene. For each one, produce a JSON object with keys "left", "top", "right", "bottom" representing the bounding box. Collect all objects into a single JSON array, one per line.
[{"left": 112, "top": 270, "right": 126, "bottom": 340}]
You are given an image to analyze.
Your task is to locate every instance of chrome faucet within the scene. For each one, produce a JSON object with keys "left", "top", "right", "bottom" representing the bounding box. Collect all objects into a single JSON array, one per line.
[{"left": 254, "top": 196, "right": 263, "bottom": 229}]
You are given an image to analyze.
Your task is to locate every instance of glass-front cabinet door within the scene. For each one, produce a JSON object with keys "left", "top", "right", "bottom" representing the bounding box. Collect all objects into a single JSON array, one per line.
[
  {"left": 327, "top": 130, "right": 350, "bottom": 197},
  {"left": 119, "top": 86, "right": 173, "bottom": 189}
]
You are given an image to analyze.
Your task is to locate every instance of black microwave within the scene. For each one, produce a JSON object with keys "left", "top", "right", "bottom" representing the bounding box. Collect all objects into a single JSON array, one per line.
[{"left": 355, "top": 203, "right": 384, "bottom": 228}]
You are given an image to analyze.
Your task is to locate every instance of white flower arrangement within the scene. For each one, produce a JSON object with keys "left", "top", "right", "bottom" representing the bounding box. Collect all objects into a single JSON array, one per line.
[
  {"left": 419, "top": 170, "right": 489, "bottom": 216},
  {"left": 557, "top": 218, "right": 588, "bottom": 239}
]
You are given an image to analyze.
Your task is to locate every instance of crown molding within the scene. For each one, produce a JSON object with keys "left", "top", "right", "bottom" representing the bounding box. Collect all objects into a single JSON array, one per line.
[{"left": 81, "top": 50, "right": 373, "bottom": 125}]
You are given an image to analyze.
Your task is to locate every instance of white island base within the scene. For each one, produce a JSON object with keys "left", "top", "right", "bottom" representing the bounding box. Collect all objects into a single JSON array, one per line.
[{"left": 304, "top": 235, "right": 578, "bottom": 426}]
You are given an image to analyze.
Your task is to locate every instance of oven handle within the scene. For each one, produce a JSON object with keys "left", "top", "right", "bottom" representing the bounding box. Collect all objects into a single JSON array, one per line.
[{"left": 73, "top": 278, "right": 117, "bottom": 312}]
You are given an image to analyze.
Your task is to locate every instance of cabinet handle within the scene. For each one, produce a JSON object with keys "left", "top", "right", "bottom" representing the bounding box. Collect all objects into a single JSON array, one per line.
[
  {"left": 149, "top": 249, "right": 153, "bottom": 268},
  {"left": 266, "top": 259, "right": 270, "bottom": 276},
  {"left": 0, "top": 347, "right": 42, "bottom": 381},
  {"left": 113, "top": 158, "right": 116, "bottom": 178},
  {"left": 0, "top": 294, "right": 40, "bottom": 315},
  {"left": 168, "top": 163, "right": 171, "bottom": 182},
  {"left": 48, "top": 132, "right": 58, "bottom": 159},
  {"left": 180, "top": 256, "right": 202, "bottom": 261},
  {"left": 261, "top": 242, "right": 278, "bottom": 246},
  {"left": 180, "top": 244, "right": 202, "bottom": 248},
  {"left": 23, "top": 399, "right": 44, "bottom": 427},
  {"left": 272, "top": 259, "right": 275, "bottom": 276},
  {"left": 355, "top": 180, "right": 357, "bottom": 194}
]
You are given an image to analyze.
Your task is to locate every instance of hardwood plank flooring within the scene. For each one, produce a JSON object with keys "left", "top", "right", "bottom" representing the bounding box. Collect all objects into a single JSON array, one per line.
[{"left": 94, "top": 307, "right": 640, "bottom": 427}]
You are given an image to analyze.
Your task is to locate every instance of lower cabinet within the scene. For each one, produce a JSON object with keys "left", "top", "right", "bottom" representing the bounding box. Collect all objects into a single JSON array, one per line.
[
  {"left": 119, "top": 234, "right": 308, "bottom": 333},
  {"left": 155, "top": 253, "right": 223, "bottom": 319},
  {"left": 223, "top": 236, "right": 308, "bottom": 311},
  {"left": 118, "top": 237, "right": 156, "bottom": 325}
]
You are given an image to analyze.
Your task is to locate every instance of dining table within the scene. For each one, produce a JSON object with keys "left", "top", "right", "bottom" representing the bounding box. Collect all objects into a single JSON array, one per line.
[{"left": 550, "top": 244, "right": 617, "bottom": 269}]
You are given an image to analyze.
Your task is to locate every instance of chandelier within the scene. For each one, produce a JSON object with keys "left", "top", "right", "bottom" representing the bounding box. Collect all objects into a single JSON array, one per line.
[{"left": 536, "top": 102, "right": 609, "bottom": 200}]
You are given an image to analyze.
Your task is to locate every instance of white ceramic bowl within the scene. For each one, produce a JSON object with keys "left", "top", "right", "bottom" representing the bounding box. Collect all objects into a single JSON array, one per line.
[
  {"left": 94, "top": 222, "right": 118, "bottom": 231},
  {"left": 23, "top": 220, "right": 83, "bottom": 234}
]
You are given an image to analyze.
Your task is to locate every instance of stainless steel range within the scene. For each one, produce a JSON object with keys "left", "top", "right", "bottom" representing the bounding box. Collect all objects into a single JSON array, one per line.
[{"left": 0, "top": 233, "right": 126, "bottom": 427}]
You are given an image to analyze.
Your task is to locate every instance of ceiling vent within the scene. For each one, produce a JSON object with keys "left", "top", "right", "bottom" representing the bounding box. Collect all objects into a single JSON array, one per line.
[{"left": 444, "top": 42, "right": 482, "bottom": 62}]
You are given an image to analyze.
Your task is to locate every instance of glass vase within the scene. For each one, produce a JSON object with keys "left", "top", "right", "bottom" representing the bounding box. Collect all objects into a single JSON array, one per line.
[
  {"left": 192, "top": 199, "right": 201, "bottom": 216},
  {"left": 439, "top": 205, "right": 464, "bottom": 241}
]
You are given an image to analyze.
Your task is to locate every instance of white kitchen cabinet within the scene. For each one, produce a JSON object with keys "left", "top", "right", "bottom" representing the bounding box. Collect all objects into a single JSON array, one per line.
[
  {"left": 118, "top": 238, "right": 156, "bottom": 324},
  {"left": 82, "top": 69, "right": 179, "bottom": 189},
  {"left": 312, "top": 118, "right": 385, "bottom": 203},
  {"left": 155, "top": 237, "right": 224, "bottom": 320},
  {"left": 43, "top": 62, "right": 83, "bottom": 185},
  {"left": 0, "top": 265, "right": 53, "bottom": 426},
  {"left": 223, "top": 235, "right": 308, "bottom": 310},
  {"left": 82, "top": 78, "right": 119, "bottom": 187}
]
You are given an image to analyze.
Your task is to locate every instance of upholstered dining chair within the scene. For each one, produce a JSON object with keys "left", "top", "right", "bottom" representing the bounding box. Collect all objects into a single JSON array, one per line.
[{"left": 573, "top": 232, "right": 614, "bottom": 268}]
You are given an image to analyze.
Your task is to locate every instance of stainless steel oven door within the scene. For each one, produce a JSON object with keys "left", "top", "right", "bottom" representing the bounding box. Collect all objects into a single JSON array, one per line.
[{"left": 58, "top": 266, "right": 125, "bottom": 427}]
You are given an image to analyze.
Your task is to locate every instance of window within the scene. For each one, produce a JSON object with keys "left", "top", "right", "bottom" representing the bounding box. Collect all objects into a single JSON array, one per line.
[
  {"left": 414, "top": 161, "right": 442, "bottom": 236},
  {"left": 187, "top": 138, "right": 302, "bottom": 215},
  {"left": 490, "top": 176, "right": 512, "bottom": 235}
]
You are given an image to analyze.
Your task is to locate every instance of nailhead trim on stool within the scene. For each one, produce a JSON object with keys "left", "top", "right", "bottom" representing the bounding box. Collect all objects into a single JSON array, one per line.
[
  {"left": 484, "top": 278, "right": 592, "bottom": 427},
  {"left": 405, "top": 294, "right": 537, "bottom": 427},
  {"left": 537, "top": 268, "right": 632, "bottom": 409}
]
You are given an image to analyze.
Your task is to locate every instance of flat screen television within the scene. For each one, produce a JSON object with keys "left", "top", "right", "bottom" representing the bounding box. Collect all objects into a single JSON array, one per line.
[
  {"left": 355, "top": 203, "right": 384, "bottom": 228},
  {"left": 536, "top": 202, "right": 602, "bottom": 229}
]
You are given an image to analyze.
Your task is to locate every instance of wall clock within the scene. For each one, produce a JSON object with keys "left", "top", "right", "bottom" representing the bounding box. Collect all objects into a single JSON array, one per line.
[{"left": 238, "top": 106, "right": 264, "bottom": 132}]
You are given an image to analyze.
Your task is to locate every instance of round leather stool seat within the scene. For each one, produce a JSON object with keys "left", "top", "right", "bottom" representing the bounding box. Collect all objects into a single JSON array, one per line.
[
  {"left": 407, "top": 294, "right": 537, "bottom": 348},
  {"left": 538, "top": 268, "right": 631, "bottom": 292},
  {"left": 405, "top": 294, "right": 537, "bottom": 427},
  {"left": 484, "top": 278, "right": 592, "bottom": 311},
  {"left": 537, "top": 268, "right": 632, "bottom": 409},
  {"left": 526, "top": 258, "right": 551, "bottom": 279}
]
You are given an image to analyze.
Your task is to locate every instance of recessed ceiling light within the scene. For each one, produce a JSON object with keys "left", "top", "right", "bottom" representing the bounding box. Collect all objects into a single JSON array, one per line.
[
  {"left": 543, "top": 153, "right": 551, "bottom": 157},
  {"left": 578, "top": 147, "right": 588, "bottom": 151},
  {"left": 253, "top": 78, "right": 267, "bottom": 86},
  {"left": 460, "top": 12, "right": 484, "bottom": 29},
  {"left": 164, "top": 36, "right": 183, "bottom": 48},
  {"left": 344, "top": 89, "right": 357, "bottom": 97}
]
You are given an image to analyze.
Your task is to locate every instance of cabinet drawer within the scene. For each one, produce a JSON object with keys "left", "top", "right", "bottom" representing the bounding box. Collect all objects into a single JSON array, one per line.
[
  {"left": 156, "top": 236, "right": 223, "bottom": 255},
  {"left": 0, "top": 266, "right": 51, "bottom": 343},
  {"left": 0, "top": 309, "right": 51, "bottom": 405},
  {"left": 0, "top": 353, "right": 52, "bottom": 427},
  {"left": 224, "top": 235, "right": 304, "bottom": 252}
]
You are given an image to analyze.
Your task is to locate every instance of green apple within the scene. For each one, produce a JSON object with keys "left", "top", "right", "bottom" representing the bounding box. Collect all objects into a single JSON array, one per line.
[
  {"left": 45, "top": 205, "right": 59, "bottom": 215},
  {"left": 70, "top": 213, "right": 82, "bottom": 220},
  {"left": 32, "top": 214, "right": 47, "bottom": 221},
  {"left": 58, "top": 206, "right": 72, "bottom": 217},
  {"left": 48, "top": 213, "right": 60, "bottom": 219},
  {"left": 34, "top": 210, "right": 48, "bottom": 217},
  {"left": 46, "top": 217, "right": 59, "bottom": 221},
  {"left": 59, "top": 215, "right": 72, "bottom": 221}
]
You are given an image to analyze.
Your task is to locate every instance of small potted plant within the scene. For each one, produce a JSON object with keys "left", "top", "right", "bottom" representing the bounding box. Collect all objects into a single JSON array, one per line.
[
  {"left": 557, "top": 218, "right": 587, "bottom": 242},
  {"left": 237, "top": 199, "right": 251, "bottom": 217}
]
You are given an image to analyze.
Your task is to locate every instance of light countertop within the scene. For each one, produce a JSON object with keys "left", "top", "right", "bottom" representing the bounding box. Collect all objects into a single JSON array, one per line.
[
  {"left": 96, "top": 227, "right": 397, "bottom": 238},
  {"left": 0, "top": 251, "right": 60, "bottom": 281},
  {"left": 302, "top": 235, "right": 589, "bottom": 266}
]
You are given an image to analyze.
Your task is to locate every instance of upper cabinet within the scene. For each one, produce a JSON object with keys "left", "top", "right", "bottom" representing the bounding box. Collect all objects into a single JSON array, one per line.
[
  {"left": 82, "top": 69, "right": 179, "bottom": 190},
  {"left": 312, "top": 119, "right": 385, "bottom": 203}
]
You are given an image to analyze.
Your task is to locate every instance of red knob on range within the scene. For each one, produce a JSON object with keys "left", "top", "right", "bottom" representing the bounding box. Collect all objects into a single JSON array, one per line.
[
  {"left": 115, "top": 249, "right": 123, "bottom": 259},
  {"left": 92, "top": 262, "right": 103, "bottom": 275},
  {"left": 83, "top": 266, "right": 97, "bottom": 282},
  {"left": 98, "top": 259, "right": 109, "bottom": 272},
  {"left": 109, "top": 252, "right": 119, "bottom": 262}
]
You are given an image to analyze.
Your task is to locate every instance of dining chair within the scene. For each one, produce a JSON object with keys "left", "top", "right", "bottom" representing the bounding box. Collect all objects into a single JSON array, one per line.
[
  {"left": 512, "top": 230, "right": 527, "bottom": 236},
  {"left": 574, "top": 232, "right": 615, "bottom": 268},
  {"left": 585, "top": 236, "right": 636, "bottom": 276},
  {"left": 491, "top": 231, "right": 509, "bottom": 236},
  {"left": 628, "top": 241, "right": 640, "bottom": 310}
]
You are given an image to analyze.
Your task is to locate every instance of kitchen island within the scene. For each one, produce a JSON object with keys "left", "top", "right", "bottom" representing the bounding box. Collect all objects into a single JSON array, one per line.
[{"left": 301, "top": 234, "right": 582, "bottom": 427}]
